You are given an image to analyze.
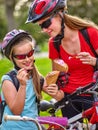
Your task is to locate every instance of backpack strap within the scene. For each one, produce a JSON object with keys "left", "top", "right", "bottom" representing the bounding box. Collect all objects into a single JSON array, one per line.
[
  {"left": 40, "top": 76, "right": 44, "bottom": 90},
  {"left": 53, "top": 28, "right": 98, "bottom": 58},
  {"left": 53, "top": 36, "right": 61, "bottom": 58},
  {"left": 0, "top": 101, "right": 6, "bottom": 124},
  {"left": 80, "top": 28, "right": 98, "bottom": 57},
  {"left": 6, "top": 70, "right": 20, "bottom": 91}
]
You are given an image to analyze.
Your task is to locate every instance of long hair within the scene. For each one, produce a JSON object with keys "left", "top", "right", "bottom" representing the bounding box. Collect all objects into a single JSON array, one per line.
[
  {"left": 10, "top": 35, "right": 43, "bottom": 100},
  {"left": 64, "top": 13, "right": 98, "bottom": 30},
  {"left": 32, "top": 65, "right": 43, "bottom": 100}
]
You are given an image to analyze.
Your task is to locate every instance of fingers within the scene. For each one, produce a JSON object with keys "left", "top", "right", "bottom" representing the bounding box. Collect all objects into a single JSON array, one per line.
[
  {"left": 17, "top": 68, "right": 29, "bottom": 86},
  {"left": 48, "top": 84, "right": 58, "bottom": 96},
  {"left": 77, "top": 52, "right": 96, "bottom": 66},
  {"left": 77, "top": 52, "right": 89, "bottom": 57},
  {"left": 24, "top": 66, "right": 33, "bottom": 71},
  {"left": 44, "top": 84, "right": 58, "bottom": 96},
  {"left": 17, "top": 68, "right": 28, "bottom": 78}
]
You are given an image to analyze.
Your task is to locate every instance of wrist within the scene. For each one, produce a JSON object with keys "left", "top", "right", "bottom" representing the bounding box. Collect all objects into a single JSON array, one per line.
[
  {"left": 20, "top": 84, "right": 26, "bottom": 89},
  {"left": 53, "top": 90, "right": 64, "bottom": 101}
]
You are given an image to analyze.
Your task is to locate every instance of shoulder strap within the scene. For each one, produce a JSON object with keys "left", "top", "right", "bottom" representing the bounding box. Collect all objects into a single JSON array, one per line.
[
  {"left": 53, "top": 29, "right": 98, "bottom": 58},
  {"left": 40, "top": 76, "right": 44, "bottom": 90},
  {"left": 80, "top": 29, "right": 98, "bottom": 57},
  {"left": 53, "top": 37, "right": 61, "bottom": 58},
  {"left": 0, "top": 101, "right": 6, "bottom": 124},
  {"left": 6, "top": 70, "right": 20, "bottom": 91}
]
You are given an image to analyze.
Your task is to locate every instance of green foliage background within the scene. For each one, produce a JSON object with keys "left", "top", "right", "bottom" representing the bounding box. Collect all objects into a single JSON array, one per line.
[
  {"left": 0, "top": 0, "right": 98, "bottom": 46},
  {"left": 0, "top": 57, "right": 51, "bottom": 80},
  {"left": 0, "top": 57, "right": 62, "bottom": 116}
]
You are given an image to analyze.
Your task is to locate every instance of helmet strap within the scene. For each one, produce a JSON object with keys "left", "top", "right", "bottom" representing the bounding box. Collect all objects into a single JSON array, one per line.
[
  {"left": 53, "top": 12, "right": 65, "bottom": 52},
  {"left": 12, "top": 57, "right": 20, "bottom": 71},
  {"left": 14, "top": 64, "right": 21, "bottom": 71}
]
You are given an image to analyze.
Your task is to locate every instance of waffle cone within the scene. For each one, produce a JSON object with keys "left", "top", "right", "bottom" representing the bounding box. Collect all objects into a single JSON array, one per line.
[
  {"left": 45, "top": 71, "right": 60, "bottom": 86},
  {"left": 54, "top": 59, "right": 68, "bottom": 72}
]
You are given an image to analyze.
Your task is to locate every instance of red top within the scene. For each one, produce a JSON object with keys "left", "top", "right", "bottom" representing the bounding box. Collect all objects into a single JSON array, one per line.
[{"left": 49, "top": 27, "right": 98, "bottom": 93}]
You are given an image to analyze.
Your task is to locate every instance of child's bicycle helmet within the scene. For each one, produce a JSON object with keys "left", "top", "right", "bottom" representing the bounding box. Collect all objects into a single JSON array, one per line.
[
  {"left": 26, "top": 0, "right": 67, "bottom": 23},
  {"left": 2, "top": 29, "right": 32, "bottom": 59}
]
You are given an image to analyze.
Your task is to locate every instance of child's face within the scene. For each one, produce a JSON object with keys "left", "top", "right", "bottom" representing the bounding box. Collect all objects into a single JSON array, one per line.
[{"left": 12, "top": 40, "right": 35, "bottom": 71}]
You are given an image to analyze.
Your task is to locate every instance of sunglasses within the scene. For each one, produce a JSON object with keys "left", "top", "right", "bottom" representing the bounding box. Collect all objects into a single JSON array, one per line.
[
  {"left": 13, "top": 49, "right": 34, "bottom": 60},
  {"left": 39, "top": 15, "right": 54, "bottom": 29}
]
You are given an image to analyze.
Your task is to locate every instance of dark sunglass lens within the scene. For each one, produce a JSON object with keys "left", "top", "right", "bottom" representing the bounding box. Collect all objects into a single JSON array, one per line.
[{"left": 40, "top": 18, "right": 51, "bottom": 29}]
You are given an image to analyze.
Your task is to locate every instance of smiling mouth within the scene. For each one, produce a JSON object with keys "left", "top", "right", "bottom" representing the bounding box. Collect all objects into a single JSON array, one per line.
[
  {"left": 25, "top": 63, "right": 30, "bottom": 66},
  {"left": 48, "top": 30, "right": 52, "bottom": 35}
]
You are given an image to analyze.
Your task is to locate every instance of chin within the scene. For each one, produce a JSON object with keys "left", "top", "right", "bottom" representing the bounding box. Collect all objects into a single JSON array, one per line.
[
  {"left": 52, "top": 32, "right": 59, "bottom": 37},
  {"left": 50, "top": 34, "right": 56, "bottom": 38},
  {"left": 26, "top": 67, "right": 31, "bottom": 70}
]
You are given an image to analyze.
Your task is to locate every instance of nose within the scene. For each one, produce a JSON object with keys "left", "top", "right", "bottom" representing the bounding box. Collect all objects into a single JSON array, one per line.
[
  {"left": 41, "top": 28, "right": 47, "bottom": 33},
  {"left": 25, "top": 56, "right": 30, "bottom": 61},
  {"left": 42, "top": 28, "right": 48, "bottom": 32}
]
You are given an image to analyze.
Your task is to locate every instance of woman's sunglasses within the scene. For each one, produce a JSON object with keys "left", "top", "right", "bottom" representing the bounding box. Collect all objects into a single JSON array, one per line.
[
  {"left": 13, "top": 49, "right": 34, "bottom": 60},
  {"left": 39, "top": 15, "right": 54, "bottom": 29}
]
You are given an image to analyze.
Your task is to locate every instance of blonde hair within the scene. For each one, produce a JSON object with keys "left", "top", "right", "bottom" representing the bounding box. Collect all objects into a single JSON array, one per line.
[
  {"left": 32, "top": 65, "right": 43, "bottom": 100},
  {"left": 64, "top": 13, "right": 98, "bottom": 30},
  {"left": 10, "top": 36, "right": 43, "bottom": 100}
]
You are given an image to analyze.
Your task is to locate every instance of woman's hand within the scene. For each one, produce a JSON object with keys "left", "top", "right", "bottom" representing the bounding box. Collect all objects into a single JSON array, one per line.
[{"left": 77, "top": 52, "right": 96, "bottom": 66}]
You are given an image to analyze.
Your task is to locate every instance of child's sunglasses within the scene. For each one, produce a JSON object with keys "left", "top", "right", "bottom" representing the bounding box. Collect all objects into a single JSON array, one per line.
[
  {"left": 39, "top": 15, "right": 54, "bottom": 29},
  {"left": 13, "top": 49, "right": 34, "bottom": 60}
]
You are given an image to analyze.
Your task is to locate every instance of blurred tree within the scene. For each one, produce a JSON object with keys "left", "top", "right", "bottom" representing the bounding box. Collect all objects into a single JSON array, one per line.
[
  {"left": 0, "top": 0, "right": 48, "bottom": 48},
  {"left": 15, "top": 0, "right": 48, "bottom": 48},
  {"left": 0, "top": 0, "right": 98, "bottom": 46},
  {"left": 0, "top": 2, "right": 7, "bottom": 40},
  {"left": 68, "top": 0, "right": 98, "bottom": 24},
  {"left": 4, "top": 0, "right": 17, "bottom": 31}
]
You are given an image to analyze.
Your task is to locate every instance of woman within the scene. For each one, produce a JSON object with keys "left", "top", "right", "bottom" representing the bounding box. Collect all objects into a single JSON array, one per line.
[
  {"left": 1, "top": 29, "right": 44, "bottom": 130},
  {"left": 26, "top": 0, "right": 98, "bottom": 119}
]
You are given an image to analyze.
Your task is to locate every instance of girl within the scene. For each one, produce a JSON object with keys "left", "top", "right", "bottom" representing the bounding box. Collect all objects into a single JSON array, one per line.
[{"left": 1, "top": 29, "right": 44, "bottom": 130}]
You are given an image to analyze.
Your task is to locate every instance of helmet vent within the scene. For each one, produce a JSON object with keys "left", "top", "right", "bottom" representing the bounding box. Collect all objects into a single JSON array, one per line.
[{"left": 34, "top": 1, "right": 46, "bottom": 14}]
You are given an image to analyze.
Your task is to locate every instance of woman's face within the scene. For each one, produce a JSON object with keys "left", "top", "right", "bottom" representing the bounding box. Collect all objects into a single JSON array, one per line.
[
  {"left": 38, "top": 14, "right": 62, "bottom": 37},
  {"left": 12, "top": 40, "right": 35, "bottom": 71}
]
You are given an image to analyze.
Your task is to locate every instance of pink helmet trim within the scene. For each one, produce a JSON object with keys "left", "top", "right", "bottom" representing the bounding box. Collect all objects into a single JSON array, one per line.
[
  {"left": 2, "top": 29, "right": 32, "bottom": 59},
  {"left": 2, "top": 29, "right": 28, "bottom": 49}
]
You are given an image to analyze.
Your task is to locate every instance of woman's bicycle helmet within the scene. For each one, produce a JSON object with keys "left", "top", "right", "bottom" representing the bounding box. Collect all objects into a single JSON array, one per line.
[
  {"left": 2, "top": 29, "right": 32, "bottom": 59},
  {"left": 26, "top": 0, "right": 67, "bottom": 23}
]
